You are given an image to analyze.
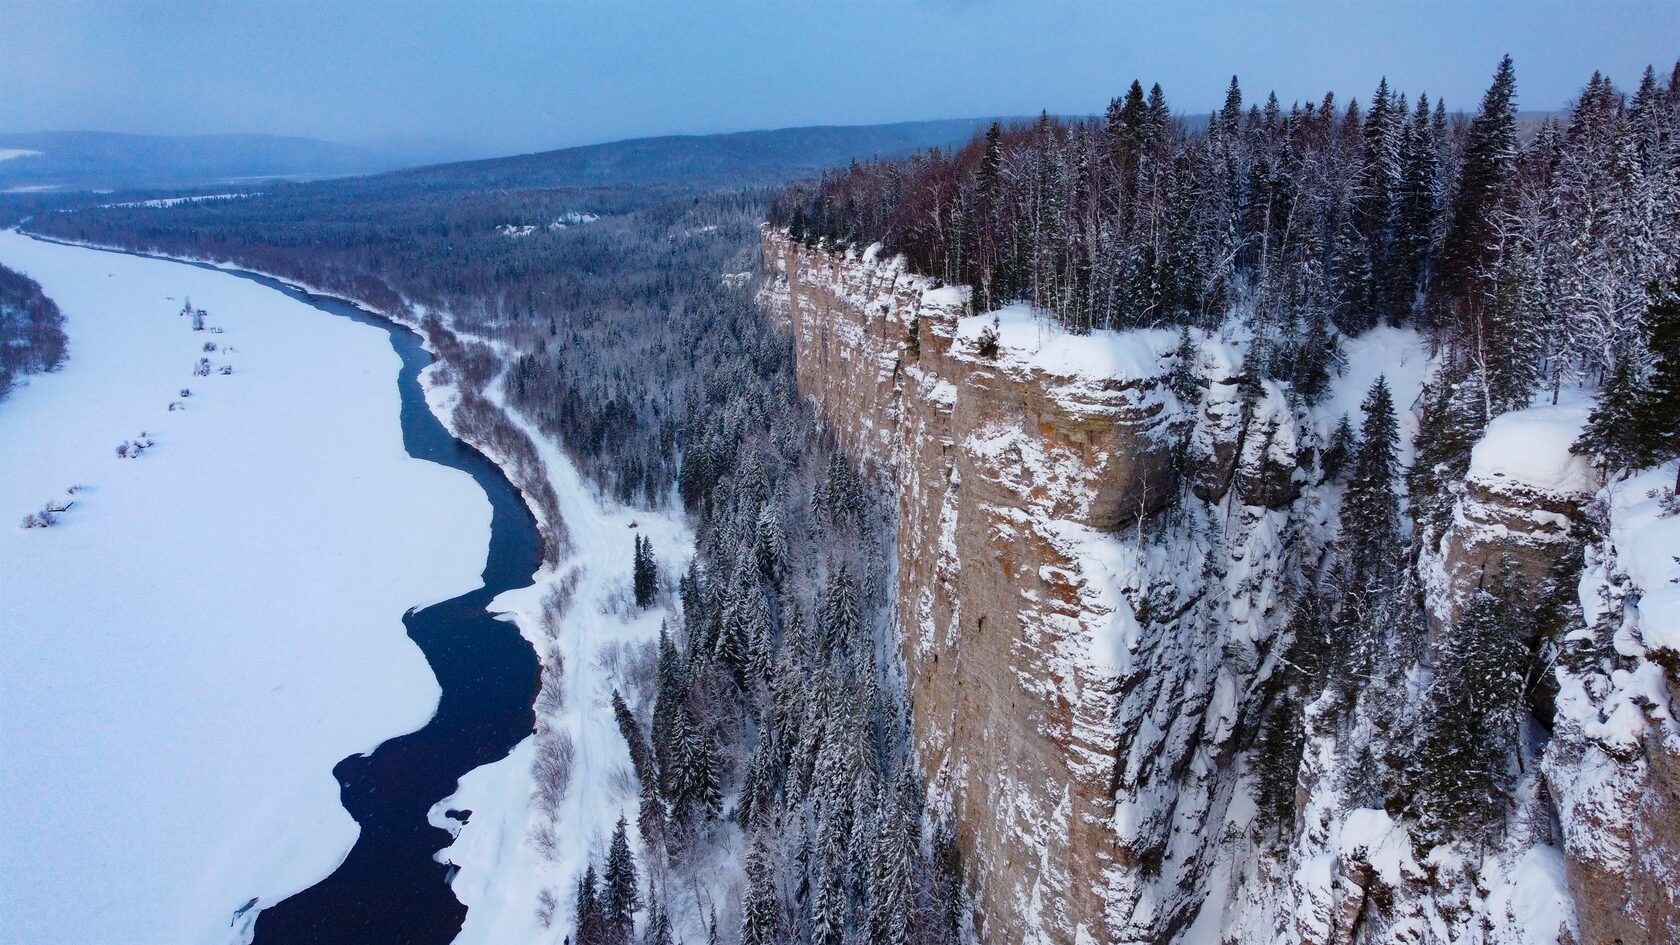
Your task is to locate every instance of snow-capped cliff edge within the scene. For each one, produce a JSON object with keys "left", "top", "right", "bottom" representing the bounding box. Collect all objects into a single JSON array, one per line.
[{"left": 760, "top": 230, "right": 1680, "bottom": 945}]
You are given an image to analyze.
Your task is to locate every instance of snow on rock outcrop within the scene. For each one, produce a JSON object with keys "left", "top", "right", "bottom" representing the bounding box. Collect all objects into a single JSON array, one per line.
[
  {"left": 760, "top": 230, "right": 1653, "bottom": 945},
  {"left": 1428, "top": 397, "right": 1598, "bottom": 635},
  {"left": 762, "top": 230, "right": 1319, "bottom": 944},
  {"left": 1543, "top": 460, "right": 1680, "bottom": 945}
]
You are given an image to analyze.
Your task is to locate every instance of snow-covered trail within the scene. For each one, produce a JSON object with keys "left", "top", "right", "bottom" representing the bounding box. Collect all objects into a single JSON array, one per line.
[
  {"left": 0, "top": 230, "right": 490, "bottom": 945},
  {"left": 428, "top": 372, "right": 705, "bottom": 944}
]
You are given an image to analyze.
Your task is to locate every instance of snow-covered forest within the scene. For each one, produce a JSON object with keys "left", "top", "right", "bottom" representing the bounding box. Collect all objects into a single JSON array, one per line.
[{"left": 0, "top": 261, "right": 67, "bottom": 396}]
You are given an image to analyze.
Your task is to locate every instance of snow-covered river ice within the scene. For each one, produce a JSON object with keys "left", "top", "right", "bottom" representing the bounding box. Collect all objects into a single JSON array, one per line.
[{"left": 0, "top": 230, "right": 542, "bottom": 944}]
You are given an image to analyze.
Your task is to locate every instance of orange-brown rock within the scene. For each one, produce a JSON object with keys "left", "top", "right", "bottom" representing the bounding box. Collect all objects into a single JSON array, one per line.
[{"left": 761, "top": 232, "right": 1183, "bottom": 944}]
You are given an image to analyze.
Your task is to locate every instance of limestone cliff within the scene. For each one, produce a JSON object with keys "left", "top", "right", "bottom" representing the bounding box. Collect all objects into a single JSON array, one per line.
[
  {"left": 759, "top": 230, "right": 1680, "bottom": 945},
  {"left": 762, "top": 231, "right": 1274, "bottom": 944}
]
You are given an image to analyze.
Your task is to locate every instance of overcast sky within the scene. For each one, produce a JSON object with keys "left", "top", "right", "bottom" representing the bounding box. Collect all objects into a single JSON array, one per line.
[{"left": 3, "top": 0, "right": 1675, "bottom": 158}]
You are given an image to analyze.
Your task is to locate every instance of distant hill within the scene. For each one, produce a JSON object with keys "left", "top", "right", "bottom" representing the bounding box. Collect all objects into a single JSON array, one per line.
[
  {"left": 0, "top": 131, "right": 453, "bottom": 192},
  {"left": 377, "top": 118, "right": 1013, "bottom": 191}
]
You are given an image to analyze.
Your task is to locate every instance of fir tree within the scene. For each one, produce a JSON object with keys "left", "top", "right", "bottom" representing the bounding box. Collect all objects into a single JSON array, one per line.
[
  {"left": 633, "top": 535, "right": 658, "bottom": 608},
  {"left": 1440, "top": 56, "right": 1519, "bottom": 316},
  {"left": 602, "top": 816, "right": 641, "bottom": 938},
  {"left": 740, "top": 833, "right": 783, "bottom": 945}
]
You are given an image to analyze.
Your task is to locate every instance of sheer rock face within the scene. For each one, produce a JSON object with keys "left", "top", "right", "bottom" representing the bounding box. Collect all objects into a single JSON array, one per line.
[
  {"left": 761, "top": 232, "right": 1184, "bottom": 945},
  {"left": 1427, "top": 473, "right": 1588, "bottom": 640},
  {"left": 757, "top": 232, "right": 1680, "bottom": 945}
]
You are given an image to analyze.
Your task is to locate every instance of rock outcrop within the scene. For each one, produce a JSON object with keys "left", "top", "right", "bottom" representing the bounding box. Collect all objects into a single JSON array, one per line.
[
  {"left": 763, "top": 232, "right": 1186, "bottom": 944},
  {"left": 1543, "top": 463, "right": 1680, "bottom": 945},
  {"left": 761, "top": 231, "right": 1680, "bottom": 945}
]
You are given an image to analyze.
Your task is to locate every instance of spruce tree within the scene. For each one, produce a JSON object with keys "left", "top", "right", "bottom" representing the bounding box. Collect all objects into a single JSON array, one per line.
[
  {"left": 1252, "top": 688, "right": 1305, "bottom": 834},
  {"left": 1321, "top": 416, "right": 1356, "bottom": 484},
  {"left": 735, "top": 734, "right": 776, "bottom": 828},
  {"left": 642, "top": 898, "right": 672, "bottom": 945},
  {"left": 1635, "top": 270, "right": 1680, "bottom": 486},
  {"left": 1336, "top": 377, "right": 1404, "bottom": 681},
  {"left": 868, "top": 799, "right": 915, "bottom": 945},
  {"left": 740, "top": 833, "right": 783, "bottom": 945},
  {"left": 602, "top": 816, "right": 641, "bottom": 938},
  {"left": 1574, "top": 355, "right": 1643, "bottom": 473},
  {"left": 810, "top": 847, "right": 845, "bottom": 945},
  {"left": 1480, "top": 232, "right": 1542, "bottom": 415},
  {"left": 1343, "top": 377, "right": 1402, "bottom": 581},
  {"left": 1293, "top": 307, "right": 1335, "bottom": 402},
  {"left": 817, "top": 567, "right": 861, "bottom": 656},
  {"left": 1408, "top": 368, "right": 1482, "bottom": 521},
  {"left": 574, "top": 864, "right": 607, "bottom": 945},
  {"left": 637, "top": 770, "right": 666, "bottom": 858},
  {"left": 668, "top": 705, "right": 721, "bottom": 821},
  {"left": 651, "top": 625, "right": 685, "bottom": 791},
  {"left": 1389, "top": 92, "right": 1440, "bottom": 325},
  {"left": 612, "top": 688, "right": 655, "bottom": 789},
  {"left": 633, "top": 535, "right": 658, "bottom": 608},
  {"left": 1440, "top": 56, "right": 1518, "bottom": 320},
  {"left": 1218, "top": 76, "right": 1244, "bottom": 139}
]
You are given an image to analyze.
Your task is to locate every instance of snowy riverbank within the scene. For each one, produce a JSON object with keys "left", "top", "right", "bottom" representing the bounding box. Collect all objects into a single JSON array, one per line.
[
  {"left": 0, "top": 230, "right": 491, "bottom": 944},
  {"left": 421, "top": 358, "right": 726, "bottom": 944}
]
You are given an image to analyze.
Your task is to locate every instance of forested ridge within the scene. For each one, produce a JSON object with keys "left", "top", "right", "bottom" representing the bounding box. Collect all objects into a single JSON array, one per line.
[
  {"left": 765, "top": 57, "right": 1680, "bottom": 931},
  {"left": 771, "top": 60, "right": 1679, "bottom": 452}
]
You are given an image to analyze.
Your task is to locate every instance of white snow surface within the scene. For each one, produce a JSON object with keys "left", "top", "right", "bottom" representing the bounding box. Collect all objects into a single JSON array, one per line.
[
  {"left": 1320, "top": 325, "right": 1431, "bottom": 465},
  {"left": 1605, "top": 462, "right": 1680, "bottom": 654},
  {"left": 427, "top": 372, "right": 727, "bottom": 945},
  {"left": 1469, "top": 395, "right": 1598, "bottom": 494},
  {"left": 0, "top": 229, "right": 490, "bottom": 945},
  {"left": 99, "top": 193, "right": 253, "bottom": 209},
  {"left": 0, "top": 147, "right": 44, "bottom": 162},
  {"left": 956, "top": 303, "right": 1180, "bottom": 380}
]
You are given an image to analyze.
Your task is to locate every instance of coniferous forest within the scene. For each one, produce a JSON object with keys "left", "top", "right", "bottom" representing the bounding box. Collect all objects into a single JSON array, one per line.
[{"left": 771, "top": 60, "right": 1679, "bottom": 456}]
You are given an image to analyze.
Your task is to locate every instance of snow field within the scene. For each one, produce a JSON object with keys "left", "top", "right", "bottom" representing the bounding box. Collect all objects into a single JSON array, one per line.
[{"left": 0, "top": 229, "right": 491, "bottom": 945}]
